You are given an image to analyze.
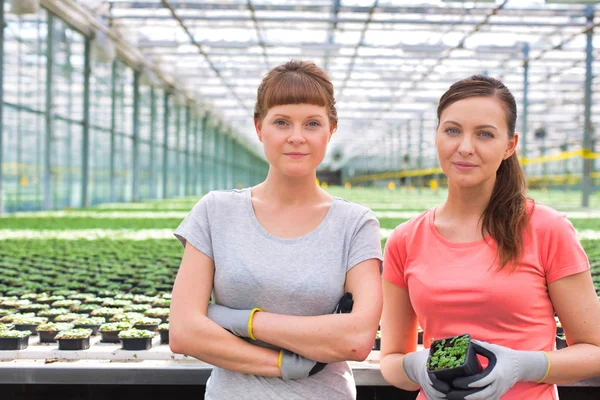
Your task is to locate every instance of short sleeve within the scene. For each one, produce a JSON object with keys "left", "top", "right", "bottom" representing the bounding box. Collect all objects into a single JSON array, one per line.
[
  {"left": 542, "top": 213, "right": 590, "bottom": 284},
  {"left": 347, "top": 210, "right": 383, "bottom": 273},
  {"left": 382, "top": 226, "right": 408, "bottom": 289},
  {"left": 173, "top": 192, "right": 214, "bottom": 259}
]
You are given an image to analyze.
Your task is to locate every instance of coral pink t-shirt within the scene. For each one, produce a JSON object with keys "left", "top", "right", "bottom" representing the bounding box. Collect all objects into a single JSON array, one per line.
[{"left": 382, "top": 201, "right": 590, "bottom": 400}]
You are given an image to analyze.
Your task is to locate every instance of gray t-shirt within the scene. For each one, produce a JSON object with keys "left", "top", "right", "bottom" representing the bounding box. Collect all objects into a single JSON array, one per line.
[{"left": 174, "top": 188, "right": 383, "bottom": 400}]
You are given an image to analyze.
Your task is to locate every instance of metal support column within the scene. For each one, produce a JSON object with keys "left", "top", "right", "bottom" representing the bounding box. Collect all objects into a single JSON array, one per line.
[
  {"left": 81, "top": 36, "right": 91, "bottom": 208},
  {"left": 194, "top": 116, "right": 199, "bottom": 194},
  {"left": 175, "top": 106, "right": 181, "bottom": 195},
  {"left": 132, "top": 70, "right": 140, "bottom": 202},
  {"left": 213, "top": 127, "right": 220, "bottom": 190},
  {"left": 149, "top": 88, "right": 156, "bottom": 199},
  {"left": 200, "top": 114, "right": 208, "bottom": 194},
  {"left": 184, "top": 106, "right": 191, "bottom": 196},
  {"left": 0, "top": 0, "right": 4, "bottom": 215},
  {"left": 418, "top": 114, "right": 424, "bottom": 192},
  {"left": 522, "top": 42, "right": 529, "bottom": 176},
  {"left": 44, "top": 13, "right": 54, "bottom": 210},
  {"left": 162, "top": 92, "right": 169, "bottom": 199},
  {"left": 109, "top": 61, "right": 117, "bottom": 203},
  {"left": 582, "top": 5, "right": 594, "bottom": 207},
  {"left": 406, "top": 121, "right": 412, "bottom": 187}
]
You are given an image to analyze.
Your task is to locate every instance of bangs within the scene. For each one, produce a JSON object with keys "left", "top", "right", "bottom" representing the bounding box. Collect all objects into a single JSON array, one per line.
[{"left": 262, "top": 72, "right": 331, "bottom": 112}]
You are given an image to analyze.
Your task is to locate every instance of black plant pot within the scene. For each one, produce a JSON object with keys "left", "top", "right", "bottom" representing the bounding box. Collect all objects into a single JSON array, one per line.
[
  {"left": 427, "top": 334, "right": 483, "bottom": 386},
  {"left": 134, "top": 324, "right": 158, "bottom": 333},
  {"left": 74, "top": 324, "right": 100, "bottom": 336},
  {"left": 418, "top": 330, "right": 424, "bottom": 345},
  {"left": 159, "top": 330, "right": 169, "bottom": 344},
  {"left": 373, "top": 338, "right": 381, "bottom": 351},
  {"left": 0, "top": 336, "right": 29, "bottom": 350},
  {"left": 13, "top": 324, "right": 39, "bottom": 335},
  {"left": 100, "top": 331, "right": 121, "bottom": 343},
  {"left": 120, "top": 337, "right": 152, "bottom": 351},
  {"left": 556, "top": 326, "right": 564, "bottom": 336},
  {"left": 57, "top": 336, "right": 91, "bottom": 351},
  {"left": 39, "top": 330, "right": 60, "bottom": 343},
  {"left": 556, "top": 335, "right": 568, "bottom": 350}
]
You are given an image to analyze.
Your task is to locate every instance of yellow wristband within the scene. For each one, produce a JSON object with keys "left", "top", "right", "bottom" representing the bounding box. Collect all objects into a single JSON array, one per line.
[
  {"left": 247, "top": 307, "right": 262, "bottom": 341},
  {"left": 401, "top": 356, "right": 419, "bottom": 386},
  {"left": 536, "top": 351, "right": 551, "bottom": 383},
  {"left": 278, "top": 350, "right": 283, "bottom": 369}
]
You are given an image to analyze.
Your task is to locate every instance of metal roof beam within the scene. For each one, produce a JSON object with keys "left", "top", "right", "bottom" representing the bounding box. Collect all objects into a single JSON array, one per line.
[
  {"left": 107, "top": 1, "right": 585, "bottom": 17},
  {"left": 107, "top": 14, "right": 588, "bottom": 28}
]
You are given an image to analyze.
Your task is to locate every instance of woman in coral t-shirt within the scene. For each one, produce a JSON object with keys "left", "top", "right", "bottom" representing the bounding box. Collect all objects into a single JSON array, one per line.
[{"left": 380, "top": 75, "right": 600, "bottom": 400}]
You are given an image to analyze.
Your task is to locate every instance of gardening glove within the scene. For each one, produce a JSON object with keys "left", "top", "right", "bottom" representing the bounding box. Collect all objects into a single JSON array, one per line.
[
  {"left": 446, "top": 340, "right": 550, "bottom": 400},
  {"left": 206, "top": 304, "right": 262, "bottom": 340},
  {"left": 402, "top": 349, "right": 451, "bottom": 400},
  {"left": 279, "top": 292, "right": 354, "bottom": 380},
  {"left": 278, "top": 349, "right": 327, "bottom": 380}
]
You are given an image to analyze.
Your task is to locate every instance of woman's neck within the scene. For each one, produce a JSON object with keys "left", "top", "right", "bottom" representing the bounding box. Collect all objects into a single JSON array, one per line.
[
  {"left": 254, "top": 169, "right": 325, "bottom": 205},
  {"left": 441, "top": 177, "right": 496, "bottom": 220}
]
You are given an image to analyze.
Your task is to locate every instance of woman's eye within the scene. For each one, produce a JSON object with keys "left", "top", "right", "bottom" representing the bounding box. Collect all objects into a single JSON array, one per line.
[
  {"left": 274, "top": 120, "right": 287, "bottom": 126},
  {"left": 307, "top": 121, "right": 321, "bottom": 127},
  {"left": 445, "top": 128, "right": 459, "bottom": 135},
  {"left": 479, "top": 131, "right": 494, "bottom": 138}
]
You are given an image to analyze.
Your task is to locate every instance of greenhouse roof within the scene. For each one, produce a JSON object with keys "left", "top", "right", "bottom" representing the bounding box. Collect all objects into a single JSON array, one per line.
[{"left": 69, "top": 1, "right": 600, "bottom": 168}]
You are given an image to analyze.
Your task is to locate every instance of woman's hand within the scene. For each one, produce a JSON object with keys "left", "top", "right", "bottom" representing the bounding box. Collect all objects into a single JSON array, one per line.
[{"left": 447, "top": 340, "right": 549, "bottom": 400}]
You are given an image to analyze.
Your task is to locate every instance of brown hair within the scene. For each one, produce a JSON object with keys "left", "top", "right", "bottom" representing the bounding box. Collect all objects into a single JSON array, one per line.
[
  {"left": 437, "top": 74, "right": 529, "bottom": 270},
  {"left": 253, "top": 60, "right": 337, "bottom": 130}
]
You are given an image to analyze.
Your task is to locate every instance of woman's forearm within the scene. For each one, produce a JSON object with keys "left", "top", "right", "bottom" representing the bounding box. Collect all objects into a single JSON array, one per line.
[
  {"left": 170, "top": 312, "right": 281, "bottom": 377},
  {"left": 380, "top": 353, "right": 421, "bottom": 391},
  {"left": 543, "top": 343, "right": 600, "bottom": 385},
  {"left": 251, "top": 312, "right": 377, "bottom": 363}
]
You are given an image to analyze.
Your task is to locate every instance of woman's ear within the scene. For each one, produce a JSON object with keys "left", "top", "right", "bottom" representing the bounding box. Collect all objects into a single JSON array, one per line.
[
  {"left": 504, "top": 132, "right": 519, "bottom": 160},
  {"left": 254, "top": 119, "right": 263, "bottom": 142}
]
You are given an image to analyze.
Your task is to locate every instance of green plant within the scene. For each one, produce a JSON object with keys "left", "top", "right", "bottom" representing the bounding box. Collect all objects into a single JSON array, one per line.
[
  {"left": 158, "top": 323, "right": 169, "bottom": 331},
  {"left": 72, "top": 317, "right": 106, "bottom": 325},
  {"left": 427, "top": 335, "right": 469, "bottom": 371},
  {"left": 54, "top": 328, "right": 93, "bottom": 339},
  {"left": 118, "top": 328, "right": 154, "bottom": 339},
  {"left": 0, "top": 329, "right": 31, "bottom": 338},
  {"left": 36, "top": 322, "right": 74, "bottom": 332},
  {"left": 99, "top": 322, "right": 132, "bottom": 332},
  {"left": 134, "top": 317, "right": 162, "bottom": 326}
]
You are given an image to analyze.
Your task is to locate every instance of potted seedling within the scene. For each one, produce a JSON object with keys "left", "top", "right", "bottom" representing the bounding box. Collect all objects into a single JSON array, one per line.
[
  {"left": 123, "top": 304, "right": 151, "bottom": 313},
  {"left": 158, "top": 323, "right": 169, "bottom": 344},
  {"left": 36, "top": 322, "right": 75, "bottom": 343},
  {"left": 37, "top": 308, "right": 69, "bottom": 322},
  {"left": 426, "top": 334, "right": 483, "bottom": 386},
  {"left": 51, "top": 299, "right": 81, "bottom": 311},
  {"left": 555, "top": 317, "right": 563, "bottom": 336},
  {"left": 0, "top": 329, "right": 31, "bottom": 350},
  {"left": 91, "top": 307, "right": 123, "bottom": 319},
  {"left": 99, "top": 322, "right": 133, "bottom": 343},
  {"left": 144, "top": 308, "right": 169, "bottom": 323},
  {"left": 18, "top": 303, "right": 49, "bottom": 313},
  {"left": 556, "top": 334, "right": 568, "bottom": 350},
  {"left": 0, "top": 323, "right": 14, "bottom": 331},
  {"left": 118, "top": 328, "right": 154, "bottom": 350},
  {"left": 55, "top": 328, "right": 93, "bottom": 350},
  {"left": 54, "top": 313, "right": 81, "bottom": 323},
  {"left": 0, "top": 309, "right": 16, "bottom": 317},
  {"left": 373, "top": 331, "right": 381, "bottom": 351},
  {"left": 11, "top": 315, "right": 48, "bottom": 335},
  {"left": 110, "top": 312, "right": 145, "bottom": 323},
  {"left": 74, "top": 303, "right": 98, "bottom": 315},
  {"left": 133, "top": 317, "right": 162, "bottom": 333},
  {"left": 72, "top": 316, "right": 106, "bottom": 336}
]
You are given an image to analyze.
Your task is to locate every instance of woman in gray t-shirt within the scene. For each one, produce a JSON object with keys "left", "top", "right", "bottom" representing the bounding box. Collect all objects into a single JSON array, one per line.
[{"left": 170, "top": 60, "right": 383, "bottom": 400}]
